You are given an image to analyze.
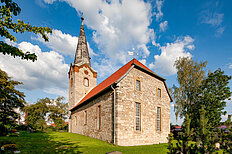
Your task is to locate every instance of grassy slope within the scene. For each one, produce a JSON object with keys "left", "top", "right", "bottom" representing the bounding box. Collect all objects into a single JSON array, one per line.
[{"left": 0, "top": 131, "right": 169, "bottom": 154}]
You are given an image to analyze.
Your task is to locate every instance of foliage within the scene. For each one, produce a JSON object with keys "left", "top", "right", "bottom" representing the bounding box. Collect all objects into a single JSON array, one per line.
[
  {"left": 191, "top": 69, "right": 231, "bottom": 129},
  {"left": 173, "top": 57, "right": 207, "bottom": 119},
  {"left": 24, "top": 98, "right": 49, "bottom": 131},
  {"left": 220, "top": 115, "right": 232, "bottom": 152},
  {"left": 48, "top": 97, "right": 68, "bottom": 130},
  {"left": 0, "top": 0, "right": 52, "bottom": 61},
  {"left": 24, "top": 97, "right": 68, "bottom": 131},
  {"left": 0, "top": 69, "right": 25, "bottom": 135}
]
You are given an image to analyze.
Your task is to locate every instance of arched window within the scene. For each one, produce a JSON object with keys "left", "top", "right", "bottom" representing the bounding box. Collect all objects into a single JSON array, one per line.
[{"left": 84, "top": 78, "right": 89, "bottom": 87}]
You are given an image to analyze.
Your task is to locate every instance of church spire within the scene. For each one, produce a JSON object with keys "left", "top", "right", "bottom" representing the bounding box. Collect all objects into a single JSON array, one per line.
[{"left": 74, "top": 17, "right": 91, "bottom": 66}]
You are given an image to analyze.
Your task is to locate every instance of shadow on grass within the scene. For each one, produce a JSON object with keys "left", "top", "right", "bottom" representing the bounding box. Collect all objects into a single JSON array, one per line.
[{"left": 0, "top": 131, "right": 83, "bottom": 153}]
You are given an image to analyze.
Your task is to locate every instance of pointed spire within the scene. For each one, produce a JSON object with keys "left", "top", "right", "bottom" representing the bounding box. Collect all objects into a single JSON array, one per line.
[{"left": 74, "top": 16, "right": 91, "bottom": 66}]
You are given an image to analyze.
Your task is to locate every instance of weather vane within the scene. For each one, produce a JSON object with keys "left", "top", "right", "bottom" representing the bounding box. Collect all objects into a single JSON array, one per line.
[{"left": 81, "top": 12, "right": 84, "bottom": 21}]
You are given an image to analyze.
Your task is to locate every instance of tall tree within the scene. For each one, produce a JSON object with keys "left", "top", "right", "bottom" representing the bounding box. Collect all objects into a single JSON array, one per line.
[
  {"left": 0, "top": 69, "right": 25, "bottom": 128},
  {"left": 191, "top": 69, "right": 231, "bottom": 128},
  {"left": 0, "top": 0, "right": 52, "bottom": 61},
  {"left": 173, "top": 57, "right": 207, "bottom": 119}
]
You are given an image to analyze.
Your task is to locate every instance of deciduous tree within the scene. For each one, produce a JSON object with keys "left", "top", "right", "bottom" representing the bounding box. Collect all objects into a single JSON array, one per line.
[
  {"left": 0, "top": 0, "right": 52, "bottom": 61},
  {"left": 0, "top": 69, "right": 25, "bottom": 134}
]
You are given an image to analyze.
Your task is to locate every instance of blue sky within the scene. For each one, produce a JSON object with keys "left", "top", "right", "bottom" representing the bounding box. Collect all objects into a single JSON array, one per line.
[{"left": 0, "top": 0, "right": 231, "bottom": 125}]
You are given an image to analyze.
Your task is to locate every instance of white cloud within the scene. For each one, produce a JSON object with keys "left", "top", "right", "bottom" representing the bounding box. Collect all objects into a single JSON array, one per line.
[
  {"left": 139, "top": 59, "right": 146, "bottom": 65},
  {"left": 200, "top": 2, "right": 225, "bottom": 36},
  {"left": 44, "top": 87, "right": 69, "bottom": 100},
  {"left": 44, "top": 0, "right": 154, "bottom": 63},
  {"left": 92, "top": 58, "right": 119, "bottom": 81},
  {"left": 0, "top": 41, "right": 69, "bottom": 95},
  {"left": 154, "top": 0, "right": 164, "bottom": 21},
  {"left": 159, "top": 20, "right": 168, "bottom": 32},
  {"left": 153, "top": 36, "right": 194, "bottom": 76},
  {"left": 35, "top": 29, "right": 96, "bottom": 57},
  {"left": 201, "top": 11, "right": 223, "bottom": 27},
  {"left": 229, "top": 64, "right": 232, "bottom": 69},
  {"left": 148, "top": 62, "right": 155, "bottom": 69}
]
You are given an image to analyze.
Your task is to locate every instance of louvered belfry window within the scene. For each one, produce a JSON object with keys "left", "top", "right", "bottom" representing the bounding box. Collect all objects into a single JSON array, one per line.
[{"left": 135, "top": 102, "right": 141, "bottom": 131}]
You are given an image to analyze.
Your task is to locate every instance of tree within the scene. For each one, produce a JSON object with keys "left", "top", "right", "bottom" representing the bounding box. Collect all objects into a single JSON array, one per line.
[
  {"left": 0, "top": 69, "right": 25, "bottom": 135},
  {"left": 24, "top": 97, "right": 68, "bottom": 131},
  {"left": 48, "top": 97, "right": 68, "bottom": 130},
  {"left": 173, "top": 57, "right": 207, "bottom": 120},
  {"left": 191, "top": 69, "right": 231, "bottom": 129},
  {"left": 0, "top": 0, "right": 52, "bottom": 61},
  {"left": 24, "top": 98, "right": 49, "bottom": 131}
]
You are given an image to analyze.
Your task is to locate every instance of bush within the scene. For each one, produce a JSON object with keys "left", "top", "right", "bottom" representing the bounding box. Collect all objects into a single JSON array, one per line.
[
  {"left": 1, "top": 144, "right": 18, "bottom": 151},
  {"left": 0, "top": 124, "right": 8, "bottom": 136}
]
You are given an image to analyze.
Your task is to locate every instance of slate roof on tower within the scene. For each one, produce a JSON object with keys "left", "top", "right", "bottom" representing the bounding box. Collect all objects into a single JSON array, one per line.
[
  {"left": 70, "top": 58, "right": 173, "bottom": 111},
  {"left": 74, "top": 17, "right": 91, "bottom": 67}
]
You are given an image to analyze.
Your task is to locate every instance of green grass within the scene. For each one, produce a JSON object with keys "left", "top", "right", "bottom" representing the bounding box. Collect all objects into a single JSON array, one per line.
[{"left": 0, "top": 131, "right": 169, "bottom": 153}]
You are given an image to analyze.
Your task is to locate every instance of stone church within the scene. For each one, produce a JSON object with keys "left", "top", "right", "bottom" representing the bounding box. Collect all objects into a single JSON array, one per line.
[{"left": 68, "top": 18, "right": 173, "bottom": 146}]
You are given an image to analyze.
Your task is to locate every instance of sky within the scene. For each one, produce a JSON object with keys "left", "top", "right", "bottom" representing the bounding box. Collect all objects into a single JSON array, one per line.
[{"left": 0, "top": 0, "right": 232, "bottom": 125}]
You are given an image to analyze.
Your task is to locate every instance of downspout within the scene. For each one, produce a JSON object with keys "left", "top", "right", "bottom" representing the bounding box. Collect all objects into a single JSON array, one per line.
[{"left": 111, "top": 84, "right": 116, "bottom": 145}]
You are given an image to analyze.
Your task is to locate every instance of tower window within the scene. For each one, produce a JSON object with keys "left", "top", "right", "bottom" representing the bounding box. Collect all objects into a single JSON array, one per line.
[
  {"left": 71, "top": 78, "right": 73, "bottom": 87},
  {"left": 84, "top": 78, "right": 89, "bottom": 87}
]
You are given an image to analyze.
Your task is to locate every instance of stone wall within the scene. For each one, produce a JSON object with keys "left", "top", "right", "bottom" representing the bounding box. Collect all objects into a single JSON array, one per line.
[
  {"left": 115, "top": 67, "right": 171, "bottom": 146},
  {"left": 71, "top": 91, "right": 113, "bottom": 143},
  {"left": 69, "top": 65, "right": 97, "bottom": 110}
]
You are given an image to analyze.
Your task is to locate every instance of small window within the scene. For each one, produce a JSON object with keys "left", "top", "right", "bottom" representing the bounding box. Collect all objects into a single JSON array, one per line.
[
  {"left": 84, "top": 111, "right": 87, "bottom": 125},
  {"left": 84, "top": 78, "right": 89, "bottom": 87},
  {"left": 157, "top": 88, "right": 161, "bottom": 97},
  {"left": 75, "top": 116, "right": 77, "bottom": 126},
  {"left": 97, "top": 105, "right": 101, "bottom": 130},
  {"left": 136, "top": 79, "right": 141, "bottom": 91},
  {"left": 135, "top": 102, "right": 141, "bottom": 131},
  {"left": 71, "top": 78, "right": 73, "bottom": 87},
  {"left": 157, "top": 107, "right": 161, "bottom": 131}
]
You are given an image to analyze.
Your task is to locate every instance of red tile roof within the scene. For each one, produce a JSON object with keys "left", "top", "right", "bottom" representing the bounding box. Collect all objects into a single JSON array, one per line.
[{"left": 71, "top": 58, "right": 172, "bottom": 111}]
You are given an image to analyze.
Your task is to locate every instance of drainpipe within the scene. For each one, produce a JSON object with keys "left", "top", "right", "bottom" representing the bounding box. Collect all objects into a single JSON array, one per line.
[{"left": 111, "top": 84, "right": 116, "bottom": 145}]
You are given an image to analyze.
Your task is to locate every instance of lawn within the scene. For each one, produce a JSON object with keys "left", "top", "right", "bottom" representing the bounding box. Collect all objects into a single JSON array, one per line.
[{"left": 0, "top": 131, "right": 169, "bottom": 153}]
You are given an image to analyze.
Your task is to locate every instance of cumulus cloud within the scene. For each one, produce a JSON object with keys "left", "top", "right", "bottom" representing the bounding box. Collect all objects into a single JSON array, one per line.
[
  {"left": 153, "top": 36, "right": 194, "bottom": 76},
  {"left": 159, "top": 20, "right": 168, "bottom": 32},
  {"left": 35, "top": 29, "right": 96, "bottom": 57},
  {"left": 0, "top": 41, "right": 69, "bottom": 94},
  {"left": 199, "top": 2, "right": 225, "bottom": 36},
  {"left": 43, "top": 0, "right": 154, "bottom": 63}
]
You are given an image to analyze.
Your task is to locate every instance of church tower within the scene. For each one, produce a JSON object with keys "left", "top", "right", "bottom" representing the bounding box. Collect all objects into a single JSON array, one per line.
[{"left": 69, "top": 17, "right": 97, "bottom": 112}]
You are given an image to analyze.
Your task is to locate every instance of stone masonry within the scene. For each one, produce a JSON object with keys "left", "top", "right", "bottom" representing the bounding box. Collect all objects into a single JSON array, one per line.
[
  {"left": 115, "top": 67, "right": 170, "bottom": 146},
  {"left": 71, "top": 91, "right": 113, "bottom": 143}
]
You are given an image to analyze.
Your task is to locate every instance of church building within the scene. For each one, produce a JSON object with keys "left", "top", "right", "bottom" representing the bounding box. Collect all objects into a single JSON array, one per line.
[{"left": 68, "top": 17, "right": 173, "bottom": 146}]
